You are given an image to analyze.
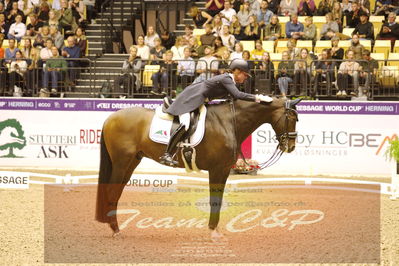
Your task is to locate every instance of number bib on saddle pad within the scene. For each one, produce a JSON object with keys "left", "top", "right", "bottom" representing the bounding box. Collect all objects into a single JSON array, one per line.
[{"left": 149, "top": 105, "right": 207, "bottom": 146}]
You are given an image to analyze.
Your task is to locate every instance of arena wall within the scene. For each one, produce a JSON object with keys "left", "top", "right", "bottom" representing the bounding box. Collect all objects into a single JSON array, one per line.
[{"left": 0, "top": 98, "right": 397, "bottom": 177}]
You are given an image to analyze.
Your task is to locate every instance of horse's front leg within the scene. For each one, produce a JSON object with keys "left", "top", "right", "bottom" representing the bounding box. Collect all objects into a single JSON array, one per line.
[{"left": 208, "top": 167, "right": 230, "bottom": 241}]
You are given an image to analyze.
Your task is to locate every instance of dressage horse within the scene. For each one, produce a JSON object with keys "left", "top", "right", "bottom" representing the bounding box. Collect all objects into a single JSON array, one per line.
[{"left": 96, "top": 98, "right": 301, "bottom": 238}]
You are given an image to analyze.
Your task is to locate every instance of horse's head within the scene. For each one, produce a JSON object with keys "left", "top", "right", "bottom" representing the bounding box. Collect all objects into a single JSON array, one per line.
[{"left": 271, "top": 98, "right": 301, "bottom": 153}]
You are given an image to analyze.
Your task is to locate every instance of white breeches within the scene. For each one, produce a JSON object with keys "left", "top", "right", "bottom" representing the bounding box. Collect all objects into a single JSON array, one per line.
[{"left": 179, "top": 112, "right": 190, "bottom": 131}]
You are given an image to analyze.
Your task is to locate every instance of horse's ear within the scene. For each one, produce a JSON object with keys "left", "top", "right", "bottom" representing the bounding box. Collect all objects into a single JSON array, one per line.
[{"left": 290, "top": 98, "right": 302, "bottom": 108}]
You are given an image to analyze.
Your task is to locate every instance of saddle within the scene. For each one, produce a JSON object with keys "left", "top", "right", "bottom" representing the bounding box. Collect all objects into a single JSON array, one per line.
[{"left": 149, "top": 97, "right": 207, "bottom": 172}]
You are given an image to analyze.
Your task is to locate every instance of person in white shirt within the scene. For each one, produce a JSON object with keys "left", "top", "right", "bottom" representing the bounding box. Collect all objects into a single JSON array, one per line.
[
  {"left": 8, "top": 50, "right": 28, "bottom": 95},
  {"left": 194, "top": 45, "right": 219, "bottom": 82},
  {"left": 171, "top": 36, "right": 187, "bottom": 60},
  {"left": 230, "top": 42, "right": 243, "bottom": 60},
  {"left": 7, "top": 15, "right": 26, "bottom": 42},
  {"left": 144, "top": 26, "right": 160, "bottom": 49},
  {"left": 177, "top": 47, "right": 196, "bottom": 87},
  {"left": 134, "top": 35, "right": 150, "bottom": 60},
  {"left": 220, "top": 24, "right": 236, "bottom": 51},
  {"left": 220, "top": 1, "right": 236, "bottom": 25}
]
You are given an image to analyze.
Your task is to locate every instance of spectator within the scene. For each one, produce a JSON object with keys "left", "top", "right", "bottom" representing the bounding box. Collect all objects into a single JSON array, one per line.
[
  {"left": 374, "top": 0, "right": 395, "bottom": 16},
  {"left": 286, "top": 14, "right": 304, "bottom": 40},
  {"left": 33, "top": 25, "right": 50, "bottom": 48},
  {"left": 263, "top": 14, "right": 281, "bottom": 40},
  {"left": 277, "top": 50, "right": 295, "bottom": 98},
  {"left": 287, "top": 38, "right": 300, "bottom": 59},
  {"left": 377, "top": 12, "right": 399, "bottom": 48},
  {"left": 0, "top": 39, "right": 4, "bottom": 59},
  {"left": 37, "top": 2, "right": 50, "bottom": 23},
  {"left": 70, "top": 0, "right": 85, "bottom": 25},
  {"left": 187, "top": 37, "right": 200, "bottom": 59},
  {"left": 298, "top": 0, "right": 316, "bottom": 16},
  {"left": 220, "top": 0, "right": 236, "bottom": 25},
  {"left": 337, "top": 50, "right": 360, "bottom": 96},
  {"left": 331, "top": 36, "right": 344, "bottom": 62},
  {"left": 251, "top": 39, "right": 265, "bottom": 60},
  {"left": 231, "top": 0, "right": 241, "bottom": 12},
  {"left": 113, "top": 46, "right": 142, "bottom": 97},
  {"left": 39, "top": 38, "right": 54, "bottom": 65},
  {"left": 49, "top": 26, "right": 65, "bottom": 51},
  {"left": 359, "top": 0, "right": 370, "bottom": 14},
  {"left": 150, "top": 37, "right": 166, "bottom": 62},
  {"left": 74, "top": 27, "right": 87, "bottom": 56},
  {"left": 241, "top": 15, "right": 260, "bottom": 40},
  {"left": 349, "top": 34, "right": 364, "bottom": 60},
  {"left": 242, "top": 49, "right": 254, "bottom": 69},
  {"left": 267, "top": 0, "right": 280, "bottom": 14},
  {"left": 256, "top": 51, "right": 274, "bottom": 93},
  {"left": 144, "top": 25, "right": 160, "bottom": 49},
  {"left": 41, "top": 46, "right": 67, "bottom": 95},
  {"left": 229, "top": 15, "right": 241, "bottom": 38},
  {"left": 341, "top": 0, "right": 352, "bottom": 15},
  {"left": 6, "top": 2, "right": 24, "bottom": 24},
  {"left": 0, "top": 13, "right": 9, "bottom": 37},
  {"left": 313, "top": 48, "right": 336, "bottom": 96},
  {"left": 62, "top": 36, "right": 81, "bottom": 86},
  {"left": 237, "top": 1, "right": 254, "bottom": 27},
  {"left": 200, "top": 24, "right": 216, "bottom": 54},
  {"left": 20, "top": 38, "right": 32, "bottom": 59},
  {"left": 7, "top": 14, "right": 26, "bottom": 42},
  {"left": 0, "top": 2, "right": 5, "bottom": 14},
  {"left": 171, "top": 36, "right": 187, "bottom": 60},
  {"left": 194, "top": 45, "right": 218, "bottom": 83},
  {"left": 26, "top": 13, "right": 43, "bottom": 37},
  {"left": 150, "top": 50, "right": 177, "bottom": 95},
  {"left": 280, "top": 0, "right": 297, "bottom": 16},
  {"left": 134, "top": 35, "right": 150, "bottom": 60},
  {"left": 218, "top": 49, "right": 231, "bottom": 74},
  {"left": 182, "top": 25, "right": 193, "bottom": 44},
  {"left": 346, "top": 1, "right": 361, "bottom": 28},
  {"left": 160, "top": 30, "right": 175, "bottom": 50},
  {"left": 3, "top": 0, "right": 14, "bottom": 13},
  {"left": 359, "top": 49, "right": 378, "bottom": 96},
  {"left": 220, "top": 24, "right": 235, "bottom": 51},
  {"left": 211, "top": 14, "right": 223, "bottom": 36},
  {"left": 320, "top": 13, "right": 339, "bottom": 40},
  {"left": 8, "top": 50, "right": 27, "bottom": 95},
  {"left": 353, "top": 12, "right": 374, "bottom": 40},
  {"left": 302, "top": 16, "right": 317, "bottom": 42},
  {"left": 47, "top": 9, "right": 60, "bottom": 29},
  {"left": 257, "top": 0, "right": 273, "bottom": 28},
  {"left": 230, "top": 41, "right": 243, "bottom": 60},
  {"left": 332, "top": 1, "right": 343, "bottom": 32},
  {"left": 177, "top": 47, "right": 196, "bottom": 88},
  {"left": 205, "top": 0, "right": 224, "bottom": 17},
  {"left": 59, "top": 0, "right": 77, "bottom": 32},
  {"left": 25, "top": 46, "right": 39, "bottom": 95},
  {"left": 212, "top": 36, "right": 228, "bottom": 58},
  {"left": 5, "top": 38, "right": 20, "bottom": 63},
  {"left": 248, "top": 0, "right": 260, "bottom": 14},
  {"left": 294, "top": 48, "right": 312, "bottom": 96},
  {"left": 188, "top": 6, "right": 212, "bottom": 29},
  {"left": 316, "top": 0, "right": 332, "bottom": 16}
]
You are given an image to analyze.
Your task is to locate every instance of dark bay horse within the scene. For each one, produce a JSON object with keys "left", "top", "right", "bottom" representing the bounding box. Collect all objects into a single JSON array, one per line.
[{"left": 96, "top": 98, "right": 301, "bottom": 238}]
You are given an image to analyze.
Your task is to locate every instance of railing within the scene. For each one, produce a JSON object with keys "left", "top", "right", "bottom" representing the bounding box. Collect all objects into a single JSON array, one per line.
[{"left": 2, "top": 58, "right": 399, "bottom": 100}]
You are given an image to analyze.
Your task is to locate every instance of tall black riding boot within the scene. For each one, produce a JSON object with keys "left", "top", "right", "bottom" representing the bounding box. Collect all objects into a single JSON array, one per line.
[{"left": 159, "top": 124, "right": 187, "bottom": 167}]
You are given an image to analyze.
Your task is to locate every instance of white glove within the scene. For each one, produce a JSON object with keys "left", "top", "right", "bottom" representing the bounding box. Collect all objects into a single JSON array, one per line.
[{"left": 255, "top": 94, "right": 273, "bottom": 103}]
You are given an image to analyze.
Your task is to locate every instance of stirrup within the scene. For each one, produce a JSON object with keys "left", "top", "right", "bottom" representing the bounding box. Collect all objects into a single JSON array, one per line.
[{"left": 159, "top": 153, "right": 178, "bottom": 167}]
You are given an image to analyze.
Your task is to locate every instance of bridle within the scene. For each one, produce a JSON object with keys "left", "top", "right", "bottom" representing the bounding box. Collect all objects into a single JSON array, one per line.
[{"left": 257, "top": 100, "right": 299, "bottom": 170}]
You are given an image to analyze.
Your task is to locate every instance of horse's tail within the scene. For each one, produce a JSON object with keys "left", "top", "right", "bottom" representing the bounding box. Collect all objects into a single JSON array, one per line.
[{"left": 95, "top": 129, "right": 112, "bottom": 223}]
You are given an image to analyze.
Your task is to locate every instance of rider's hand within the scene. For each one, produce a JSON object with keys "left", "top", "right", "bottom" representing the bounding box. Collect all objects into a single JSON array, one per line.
[{"left": 256, "top": 94, "right": 273, "bottom": 103}]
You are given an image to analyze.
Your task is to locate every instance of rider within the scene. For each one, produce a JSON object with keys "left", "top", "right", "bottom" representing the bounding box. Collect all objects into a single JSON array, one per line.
[{"left": 159, "top": 59, "right": 272, "bottom": 166}]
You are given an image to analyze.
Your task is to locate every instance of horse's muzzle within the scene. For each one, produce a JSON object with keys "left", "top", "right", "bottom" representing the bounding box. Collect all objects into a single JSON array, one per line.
[{"left": 287, "top": 145, "right": 296, "bottom": 153}]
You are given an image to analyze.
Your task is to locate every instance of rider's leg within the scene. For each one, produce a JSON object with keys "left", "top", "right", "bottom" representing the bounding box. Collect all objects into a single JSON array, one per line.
[{"left": 159, "top": 112, "right": 190, "bottom": 166}]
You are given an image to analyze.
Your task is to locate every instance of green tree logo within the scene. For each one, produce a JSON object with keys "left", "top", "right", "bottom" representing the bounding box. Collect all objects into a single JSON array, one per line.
[{"left": 0, "top": 119, "right": 26, "bottom": 158}]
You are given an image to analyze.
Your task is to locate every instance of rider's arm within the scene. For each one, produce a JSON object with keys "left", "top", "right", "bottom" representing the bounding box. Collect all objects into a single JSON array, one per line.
[{"left": 221, "top": 75, "right": 256, "bottom": 101}]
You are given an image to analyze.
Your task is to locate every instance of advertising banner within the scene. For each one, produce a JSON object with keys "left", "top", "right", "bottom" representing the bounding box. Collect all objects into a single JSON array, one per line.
[{"left": 0, "top": 98, "right": 398, "bottom": 177}]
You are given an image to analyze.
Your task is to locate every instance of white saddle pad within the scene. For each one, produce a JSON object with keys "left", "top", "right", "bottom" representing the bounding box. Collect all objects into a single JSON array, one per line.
[{"left": 149, "top": 105, "right": 207, "bottom": 147}]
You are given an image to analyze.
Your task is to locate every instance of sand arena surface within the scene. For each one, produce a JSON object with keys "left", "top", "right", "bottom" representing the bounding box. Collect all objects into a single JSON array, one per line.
[{"left": 0, "top": 169, "right": 398, "bottom": 265}]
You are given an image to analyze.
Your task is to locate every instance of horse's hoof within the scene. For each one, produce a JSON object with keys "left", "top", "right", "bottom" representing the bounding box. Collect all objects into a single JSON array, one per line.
[
  {"left": 112, "top": 231, "right": 121, "bottom": 238},
  {"left": 210, "top": 229, "right": 226, "bottom": 242}
]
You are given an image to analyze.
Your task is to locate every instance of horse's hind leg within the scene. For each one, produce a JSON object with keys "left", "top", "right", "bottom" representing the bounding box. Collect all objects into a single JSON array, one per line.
[{"left": 107, "top": 154, "right": 141, "bottom": 236}]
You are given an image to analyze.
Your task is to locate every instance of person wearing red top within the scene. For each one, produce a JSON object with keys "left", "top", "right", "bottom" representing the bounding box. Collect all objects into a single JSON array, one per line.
[{"left": 205, "top": 0, "right": 224, "bottom": 17}]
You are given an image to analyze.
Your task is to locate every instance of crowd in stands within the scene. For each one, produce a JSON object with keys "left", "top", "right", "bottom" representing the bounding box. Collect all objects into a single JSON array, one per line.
[
  {"left": 0, "top": 0, "right": 97, "bottom": 96},
  {"left": 113, "top": 0, "right": 399, "bottom": 99}
]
